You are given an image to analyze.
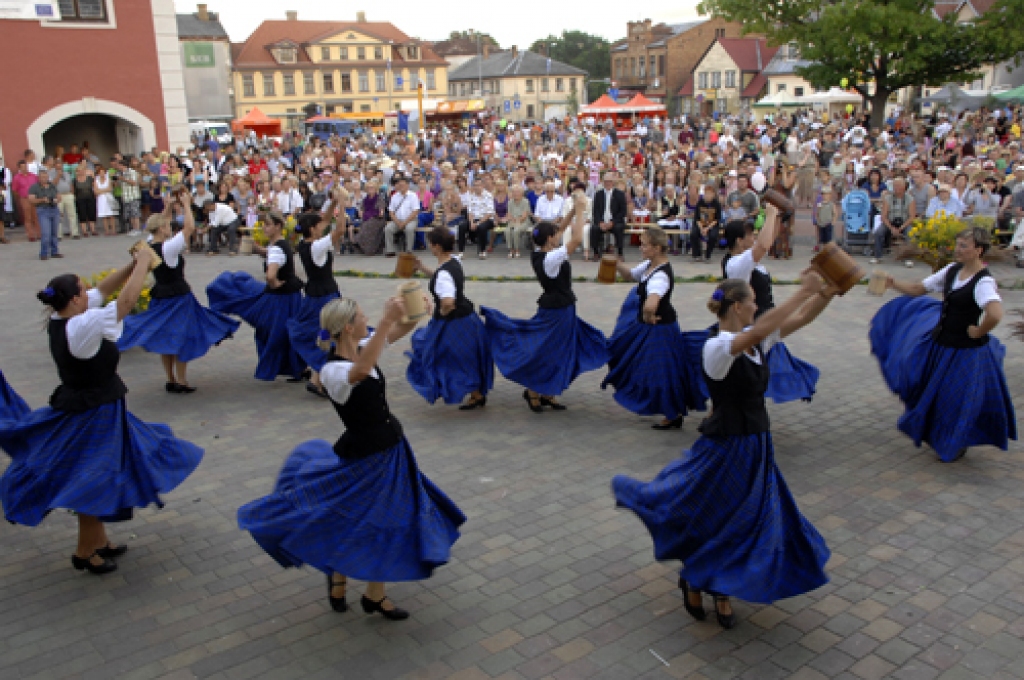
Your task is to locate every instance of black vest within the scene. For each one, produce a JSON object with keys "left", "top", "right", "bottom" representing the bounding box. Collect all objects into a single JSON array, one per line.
[
  {"left": 327, "top": 353, "right": 404, "bottom": 459},
  {"left": 430, "top": 258, "right": 474, "bottom": 321},
  {"left": 723, "top": 252, "right": 774, "bottom": 318},
  {"left": 637, "top": 262, "right": 676, "bottom": 325},
  {"left": 532, "top": 250, "right": 577, "bottom": 309},
  {"left": 931, "top": 264, "right": 991, "bottom": 349},
  {"left": 150, "top": 240, "right": 191, "bottom": 299},
  {"left": 298, "top": 239, "right": 339, "bottom": 298},
  {"left": 47, "top": 317, "right": 128, "bottom": 412},
  {"left": 265, "top": 239, "right": 304, "bottom": 295},
  {"left": 699, "top": 334, "right": 771, "bottom": 438}
]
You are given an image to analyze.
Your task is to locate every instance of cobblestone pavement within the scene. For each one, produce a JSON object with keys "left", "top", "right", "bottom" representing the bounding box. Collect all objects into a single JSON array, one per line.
[{"left": 1, "top": 234, "right": 1023, "bottom": 680}]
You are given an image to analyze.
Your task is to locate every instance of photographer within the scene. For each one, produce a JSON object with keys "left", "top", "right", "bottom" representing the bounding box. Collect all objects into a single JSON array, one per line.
[
  {"left": 873, "top": 177, "right": 915, "bottom": 264},
  {"left": 28, "top": 171, "right": 62, "bottom": 260}
]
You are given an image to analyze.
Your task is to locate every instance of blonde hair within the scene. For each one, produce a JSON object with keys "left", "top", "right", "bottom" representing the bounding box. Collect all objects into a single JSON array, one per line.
[
  {"left": 146, "top": 212, "right": 170, "bottom": 234},
  {"left": 318, "top": 298, "right": 360, "bottom": 351},
  {"left": 643, "top": 226, "right": 668, "bottom": 251},
  {"left": 707, "top": 279, "right": 751, "bottom": 318}
]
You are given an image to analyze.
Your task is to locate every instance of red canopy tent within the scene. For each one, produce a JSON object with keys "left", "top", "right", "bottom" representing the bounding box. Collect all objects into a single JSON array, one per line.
[
  {"left": 623, "top": 93, "right": 667, "bottom": 115},
  {"left": 232, "top": 107, "right": 282, "bottom": 138}
]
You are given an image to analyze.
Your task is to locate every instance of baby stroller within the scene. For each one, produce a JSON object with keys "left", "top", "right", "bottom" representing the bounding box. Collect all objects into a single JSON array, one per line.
[{"left": 841, "top": 189, "right": 872, "bottom": 256}]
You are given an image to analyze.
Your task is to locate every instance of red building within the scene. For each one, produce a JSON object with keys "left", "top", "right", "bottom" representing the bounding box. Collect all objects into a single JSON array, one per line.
[{"left": 0, "top": 0, "right": 189, "bottom": 164}]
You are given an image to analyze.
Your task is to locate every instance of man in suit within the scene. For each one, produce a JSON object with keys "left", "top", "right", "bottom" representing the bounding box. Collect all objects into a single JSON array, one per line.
[{"left": 591, "top": 171, "right": 627, "bottom": 258}]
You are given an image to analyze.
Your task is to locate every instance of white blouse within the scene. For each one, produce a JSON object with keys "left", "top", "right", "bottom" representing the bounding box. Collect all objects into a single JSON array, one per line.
[
  {"left": 922, "top": 264, "right": 1000, "bottom": 308},
  {"left": 703, "top": 327, "right": 780, "bottom": 382},
  {"left": 161, "top": 232, "right": 186, "bottom": 269},
  {"left": 630, "top": 260, "right": 669, "bottom": 297},
  {"left": 319, "top": 333, "right": 390, "bottom": 405},
  {"left": 309, "top": 233, "right": 333, "bottom": 268},
  {"left": 542, "top": 246, "right": 569, "bottom": 279},
  {"left": 433, "top": 256, "right": 462, "bottom": 299},
  {"left": 724, "top": 248, "right": 768, "bottom": 283},
  {"left": 52, "top": 288, "right": 123, "bottom": 360}
]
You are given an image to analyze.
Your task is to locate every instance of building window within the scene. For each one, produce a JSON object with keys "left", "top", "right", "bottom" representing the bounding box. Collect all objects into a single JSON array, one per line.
[
  {"left": 725, "top": 70, "right": 736, "bottom": 88},
  {"left": 570, "top": 78, "right": 576, "bottom": 92},
  {"left": 491, "top": 79, "right": 500, "bottom": 95},
  {"left": 777, "top": 83, "right": 787, "bottom": 92},
  {"left": 658, "top": 55, "right": 665, "bottom": 77},
  {"left": 697, "top": 72, "right": 708, "bottom": 89},
  {"left": 426, "top": 70, "right": 436, "bottom": 90},
  {"left": 359, "top": 72, "right": 369, "bottom": 92},
  {"left": 717, "top": 98, "right": 727, "bottom": 112},
  {"left": 374, "top": 46, "right": 383, "bottom": 60},
  {"left": 683, "top": 99, "right": 692, "bottom": 114},
  {"left": 541, "top": 78, "right": 549, "bottom": 92},
  {"left": 630, "top": 58, "right": 636, "bottom": 76},
  {"left": 649, "top": 55, "right": 656, "bottom": 77},
  {"left": 376, "top": 72, "right": 386, "bottom": 91},
  {"left": 527, "top": 104, "right": 535, "bottom": 118},
  {"left": 449, "top": 83, "right": 456, "bottom": 96},
  {"left": 323, "top": 73, "right": 334, "bottom": 94},
  {"left": 276, "top": 49, "right": 296, "bottom": 64},
  {"left": 639, "top": 59, "right": 645, "bottom": 78},
  {"left": 320, "top": 46, "right": 331, "bottom": 61},
  {"left": 795, "top": 86, "right": 805, "bottom": 97},
  {"left": 408, "top": 45, "right": 418, "bottom": 59},
  {"left": 340, "top": 47, "right": 349, "bottom": 60},
  {"left": 395, "top": 73, "right": 403, "bottom": 90},
  {"left": 357, "top": 46, "right": 365, "bottom": 60},
  {"left": 341, "top": 73, "right": 352, "bottom": 93},
  {"left": 410, "top": 72, "right": 419, "bottom": 90},
  {"left": 556, "top": 78, "right": 564, "bottom": 92},
  {"left": 459, "top": 82, "right": 466, "bottom": 96},
  {"left": 304, "top": 72, "right": 315, "bottom": 95},
  {"left": 242, "top": 74, "right": 255, "bottom": 97},
  {"left": 712, "top": 71, "right": 721, "bottom": 88},
  {"left": 525, "top": 79, "right": 534, "bottom": 93},
  {"left": 56, "top": 0, "right": 106, "bottom": 21},
  {"left": 263, "top": 74, "right": 275, "bottom": 96},
  {"left": 360, "top": 104, "right": 371, "bottom": 112},
  {"left": 283, "top": 74, "right": 295, "bottom": 95},
  {"left": 716, "top": 28, "right": 725, "bottom": 38},
  {"left": 342, "top": 104, "right": 353, "bottom": 113},
  {"left": 614, "top": 59, "right": 620, "bottom": 79}
]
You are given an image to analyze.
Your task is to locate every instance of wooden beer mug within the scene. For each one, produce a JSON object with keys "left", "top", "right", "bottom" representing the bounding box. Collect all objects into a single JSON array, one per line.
[
  {"left": 394, "top": 252, "right": 417, "bottom": 278},
  {"left": 597, "top": 254, "right": 618, "bottom": 284},
  {"left": 129, "top": 239, "right": 162, "bottom": 272},
  {"left": 809, "top": 242, "right": 865, "bottom": 296},
  {"left": 398, "top": 281, "right": 429, "bottom": 324},
  {"left": 762, "top": 188, "right": 794, "bottom": 214}
]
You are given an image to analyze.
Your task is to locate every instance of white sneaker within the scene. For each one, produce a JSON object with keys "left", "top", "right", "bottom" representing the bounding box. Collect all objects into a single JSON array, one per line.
[
  {"left": 869, "top": 258, "right": 879, "bottom": 264},
  {"left": 127, "top": 230, "right": 140, "bottom": 237},
  {"left": 904, "top": 260, "right": 914, "bottom": 268}
]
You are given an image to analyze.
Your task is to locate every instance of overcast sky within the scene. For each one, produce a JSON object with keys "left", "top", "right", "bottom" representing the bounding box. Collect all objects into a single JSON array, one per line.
[{"left": 203, "top": 0, "right": 705, "bottom": 47}]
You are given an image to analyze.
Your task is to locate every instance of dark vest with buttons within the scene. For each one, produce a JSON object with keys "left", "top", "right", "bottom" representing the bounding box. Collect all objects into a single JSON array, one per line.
[
  {"left": 47, "top": 318, "right": 128, "bottom": 412},
  {"left": 298, "top": 239, "right": 339, "bottom": 298},
  {"left": 327, "top": 353, "right": 403, "bottom": 459},
  {"left": 723, "top": 253, "right": 774, "bottom": 318},
  {"left": 265, "top": 238, "right": 304, "bottom": 295},
  {"left": 699, "top": 333, "right": 771, "bottom": 438},
  {"left": 430, "top": 258, "right": 474, "bottom": 321},
  {"left": 637, "top": 262, "right": 676, "bottom": 325},
  {"left": 150, "top": 240, "right": 191, "bottom": 299},
  {"left": 532, "top": 250, "right": 576, "bottom": 309},
  {"left": 931, "top": 263, "right": 991, "bottom": 349}
]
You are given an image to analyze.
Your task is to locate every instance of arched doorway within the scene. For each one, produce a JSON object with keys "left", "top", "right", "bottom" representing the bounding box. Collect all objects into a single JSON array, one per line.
[{"left": 27, "top": 98, "right": 157, "bottom": 160}]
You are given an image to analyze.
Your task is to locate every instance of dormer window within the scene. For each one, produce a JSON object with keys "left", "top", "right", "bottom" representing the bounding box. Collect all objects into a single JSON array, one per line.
[
  {"left": 407, "top": 45, "right": 418, "bottom": 59},
  {"left": 275, "top": 48, "right": 297, "bottom": 64}
]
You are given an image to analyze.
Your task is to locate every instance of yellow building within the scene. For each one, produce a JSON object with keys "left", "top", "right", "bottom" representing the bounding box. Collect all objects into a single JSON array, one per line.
[{"left": 231, "top": 11, "right": 448, "bottom": 130}]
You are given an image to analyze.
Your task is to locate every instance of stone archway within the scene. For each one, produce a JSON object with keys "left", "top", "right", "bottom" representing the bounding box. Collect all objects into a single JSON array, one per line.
[{"left": 27, "top": 98, "right": 158, "bottom": 158}]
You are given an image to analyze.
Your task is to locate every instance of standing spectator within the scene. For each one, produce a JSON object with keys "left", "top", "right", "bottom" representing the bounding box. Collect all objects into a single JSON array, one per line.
[
  {"left": 590, "top": 172, "right": 627, "bottom": 259},
  {"left": 0, "top": 156, "right": 10, "bottom": 243},
  {"left": 94, "top": 162, "right": 117, "bottom": 237},
  {"left": 117, "top": 158, "right": 142, "bottom": 236},
  {"left": 62, "top": 144, "right": 83, "bottom": 166},
  {"left": 28, "top": 170, "right": 62, "bottom": 260},
  {"left": 55, "top": 162, "right": 78, "bottom": 239},
  {"left": 691, "top": 183, "right": 722, "bottom": 263},
  {"left": 383, "top": 176, "right": 420, "bottom": 256},
  {"left": 73, "top": 161, "right": 97, "bottom": 237},
  {"left": 13, "top": 160, "right": 40, "bottom": 241}
]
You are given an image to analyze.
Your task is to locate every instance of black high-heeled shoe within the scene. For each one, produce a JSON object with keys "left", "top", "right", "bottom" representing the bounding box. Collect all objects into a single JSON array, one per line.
[
  {"left": 326, "top": 573, "right": 348, "bottom": 612},
  {"left": 71, "top": 552, "right": 117, "bottom": 575},
  {"left": 165, "top": 381, "right": 179, "bottom": 393},
  {"left": 175, "top": 384, "right": 197, "bottom": 394},
  {"left": 360, "top": 595, "right": 409, "bottom": 620},
  {"left": 539, "top": 395, "right": 567, "bottom": 411},
  {"left": 97, "top": 543, "right": 128, "bottom": 559},
  {"left": 523, "top": 390, "right": 543, "bottom": 413},
  {"left": 652, "top": 415, "right": 683, "bottom": 430},
  {"left": 458, "top": 395, "right": 487, "bottom": 411},
  {"left": 679, "top": 578, "right": 706, "bottom": 621},
  {"left": 713, "top": 595, "right": 736, "bottom": 630}
]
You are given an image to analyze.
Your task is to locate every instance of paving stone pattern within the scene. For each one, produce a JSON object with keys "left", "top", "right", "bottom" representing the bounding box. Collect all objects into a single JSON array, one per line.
[{"left": 1, "top": 235, "right": 1023, "bottom": 680}]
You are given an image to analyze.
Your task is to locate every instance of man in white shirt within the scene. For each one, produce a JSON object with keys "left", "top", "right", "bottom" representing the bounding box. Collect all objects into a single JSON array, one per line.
[
  {"left": 533, "top": 182, "right": 564, "bottom": 223},
  {"left": 383, "top": 176, "right": 420, "bottom": 256},
  {"left": 203, "top": 199, "right": 239, "bottom": 255},
  {"left": 459, "top": 182, "right": 495, "bottom": 259},
  {"left": 276, "top": 178, "right": 303, "bottom": 215}
]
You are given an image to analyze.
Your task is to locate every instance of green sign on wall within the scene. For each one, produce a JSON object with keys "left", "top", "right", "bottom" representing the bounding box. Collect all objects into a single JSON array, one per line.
[{"left": 184, "top": 42, "right": 215, "bottom": 69}]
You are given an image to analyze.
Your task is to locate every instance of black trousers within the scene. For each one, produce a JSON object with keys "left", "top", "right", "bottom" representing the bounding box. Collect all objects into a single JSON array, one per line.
[
  {"left": 458, "top": 219, "right": 494, "bottom": 253},
  {"left": 590, "top": 221, "right": 625, "bottom": 255},
  {"left": 690, "top": 226, "right": 720, "bottom": 260}
]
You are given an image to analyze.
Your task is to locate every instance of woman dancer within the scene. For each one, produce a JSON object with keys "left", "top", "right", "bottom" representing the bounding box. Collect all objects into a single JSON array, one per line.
[
  {"left": 0, "top": 250, "right": 203, "bottom": 574},
  {"left": 612, "top": 273, "right": 835, "bottom": 629},
  {"left": 482, "top": 188, "right": 608, "bottom": 412},
  {"left": 118, "top": 187, "right": 239, "bottom": 393},
  {"left": 207, "top": 211, "right": 305, "bottom": 381},
  {"left": 721, "top": 217, "right": 821, "bottom": 403},
  {"left": 407, "top": 226, "right": 494, "bottom": 410},
  {"left": 603, "top": 226, "right": 706, "bottom": 429},
  {"left": 238, "top": 297, "right": 465, "bottom": 619},
  {"left": 871, "top": 227, "right": 1016, "bottom": 461},
  {"left": 287, "top": 210, "right": 345, "bottom": 397}
]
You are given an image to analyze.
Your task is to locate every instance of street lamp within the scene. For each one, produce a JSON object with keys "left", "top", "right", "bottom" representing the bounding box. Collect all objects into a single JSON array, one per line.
[{"left": 475, "top": 31, "right": 483, "bottom": 102}]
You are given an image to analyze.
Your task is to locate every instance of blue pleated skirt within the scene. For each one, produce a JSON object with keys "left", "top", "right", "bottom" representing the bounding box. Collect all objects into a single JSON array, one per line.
[
  {"left": 480, "top": 304, "right": 608, "bottom": 396},
  {"left": 0, "top": 372, "right": 204, "bottom": 526},
  {"left": 870, "top": 295, "right": 1017, "bottom": 461},
  {"left": 406, "top": 313, "right": 495, "bottom": 405},
  {"left": 612, "top": 433, "right": 830, "bottom": 604},
  {"left": 766, "top": 342, "right": 820, "bottom": 404},
  {"left": 237, "top": 438, "right": 465, "bottom": 582},
  {"left": 207, "top": 271, "right": 305, "bottom": 381},
  {"left": 602, "top": 288, "right": 707, "bottom": 418},
  {"left": 118, "top": 292, "right": 240, "bottom": 363},
  {"left": 286, "top": 292, "right": 339, "bottom": 373}
]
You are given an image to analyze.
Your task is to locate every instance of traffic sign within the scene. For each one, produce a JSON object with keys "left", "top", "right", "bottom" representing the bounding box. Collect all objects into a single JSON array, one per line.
[
  {"left": 504, "top": 101, "right": 511, "bottom": 112},
  {"left": 514, "top": 100, "right": 521, "bottom": 110},
  {"left": 396, "top": 77, "right": 404, "bottom": 86},
  {"left": 373, "top": 97, "right": 379, "bottom": 103},
  {"left": 609, "top": 88, "right": 619, "bottom": 100}
]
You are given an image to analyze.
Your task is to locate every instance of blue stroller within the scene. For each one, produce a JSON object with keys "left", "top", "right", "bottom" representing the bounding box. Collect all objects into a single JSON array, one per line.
[{"left": 841, "top": 189, "right": 872, "bottom": 256}]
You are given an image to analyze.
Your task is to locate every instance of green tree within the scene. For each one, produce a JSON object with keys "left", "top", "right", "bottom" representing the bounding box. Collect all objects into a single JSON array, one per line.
[
  {"left": 530, "top": 30, "right": 610, "bottom": 102},
  {"left": 697, "top": 0, "right": 1024, "bottom": 128},
  {"left": 447, "top": 30, "right": 499, "bottom": 47}
]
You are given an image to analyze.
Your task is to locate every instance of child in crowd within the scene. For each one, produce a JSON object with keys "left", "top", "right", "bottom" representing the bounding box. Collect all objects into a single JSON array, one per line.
[
  {"left": 812, "top": 185, "right": 837, "bottom": 253},
  {"left": 723, "top": 194, "right": 748, "bottom": 224}
]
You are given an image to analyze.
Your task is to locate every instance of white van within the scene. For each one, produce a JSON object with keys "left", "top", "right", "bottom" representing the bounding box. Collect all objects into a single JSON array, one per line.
[{"left": 189, "top": 121, "right": 233, "bottom": 145}]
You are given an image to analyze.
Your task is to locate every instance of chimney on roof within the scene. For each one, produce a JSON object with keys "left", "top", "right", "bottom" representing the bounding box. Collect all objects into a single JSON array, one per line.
[
  {"left": 483, "top": 43, "right": 491, "bottom": 60},
  {"left": 356, "top": 11, "right": 366, "bottom": 22},
  {"left": 285, "top": 10, "right": 297, "bottom": 21},
  {"left": 511, "top": 45, "right": 517, "bottom": 58},
  {"left": 197, "top": 3, "right": 208, "bottom": 21}
]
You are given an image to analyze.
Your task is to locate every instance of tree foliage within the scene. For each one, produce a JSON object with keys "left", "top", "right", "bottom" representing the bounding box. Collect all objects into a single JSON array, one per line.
[
  {"left": 447, "top": 30, "right": 499, "bottom": 47},
  {"left": 530, "top": 31, "right": 610, "bottom": 101},
  {"left": 697, "top": 0, "right": 1024, "bottom": 126}
]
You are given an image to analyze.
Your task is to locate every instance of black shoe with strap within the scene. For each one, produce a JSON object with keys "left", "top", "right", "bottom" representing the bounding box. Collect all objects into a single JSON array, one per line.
[
  {"left": 652, "top": 415, "right": 683, "bottom": 430},
  {"left": 713, "top": 594, "right": 736, "bottom": 629},
  {"left": 71, "top": 552, "right": 117, "bottom": 575},
  {"left": 678, "top": 577, "right": 706, "bottom": 621},
  {"left": 97, "top": 542, "right": 128, "bottom": 559},
  {"left": 523, "top": 390, "right": 543, "bottom": 413},
  {"left": 539, "top": 395, "right": 567, "bottom": 411},
  {"left": 326, "top": 573, "right": 348, "bottom": 612},
  {"left": 458, "top": 395, "right": 487, "bottom": 411},
  {"left": 361, "top": 595, "right": 409, "bottom": 620}
]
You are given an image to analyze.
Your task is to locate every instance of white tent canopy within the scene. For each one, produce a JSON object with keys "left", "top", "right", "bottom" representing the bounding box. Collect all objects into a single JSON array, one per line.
[
  {"left": 753, "top": 91, "right": 801, "bottom": 108},
  {"left": 800, "top": 87, "right": 861, "bottom": 104}
]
